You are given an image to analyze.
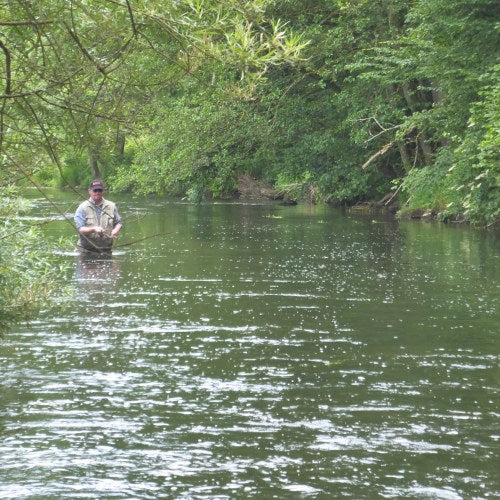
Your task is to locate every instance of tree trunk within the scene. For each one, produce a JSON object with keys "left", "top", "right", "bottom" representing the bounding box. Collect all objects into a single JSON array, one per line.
[
  {"left": 115, "top": 127, "right": 125, "bottom": 156},
  {"left": 88, "top": 148, "right": 101, "bottom": 178},
  {"left": 431, "top": 81, "right": 443, "bottom": 106},
  {"left": 401, "top": 82, "right": 433, "bottom": 166},
  {"left": 417, "top": 135, "right": 433, "bottom": 166},
  {"left": 431, "top": 82, "right": 449, "bottom": 147},
  {"left": 385, "top": 5, "right": 432, "bottom": 170},
  {"left": 386, "top": 2, "right": 399, "bottom": 32},
  {"left": 397, "top": 140, "right": 411, "bottom": 172}
]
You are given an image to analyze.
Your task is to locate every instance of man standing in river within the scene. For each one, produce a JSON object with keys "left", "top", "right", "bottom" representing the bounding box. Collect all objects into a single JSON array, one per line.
[{"left": 75, "top": 179, "right": 122, "bottom": 254}]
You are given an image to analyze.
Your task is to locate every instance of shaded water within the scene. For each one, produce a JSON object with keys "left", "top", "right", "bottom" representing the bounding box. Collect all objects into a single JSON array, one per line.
[{"left": 1, "top": 193, "right": 499, "bottom": 498}]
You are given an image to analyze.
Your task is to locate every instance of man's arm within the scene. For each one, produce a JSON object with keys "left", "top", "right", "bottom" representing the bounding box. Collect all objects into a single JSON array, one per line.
[
  {"left": 111, "top": 223, "right": 122, "bottom": 238},
  {"left": 111, "top": 205, "right": 122, "bottom": 238}
]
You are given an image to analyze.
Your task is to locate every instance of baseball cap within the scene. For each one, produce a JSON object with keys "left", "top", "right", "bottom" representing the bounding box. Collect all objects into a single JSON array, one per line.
[{"left": 89, "top": 179, "right": 105, "bottom": 190}]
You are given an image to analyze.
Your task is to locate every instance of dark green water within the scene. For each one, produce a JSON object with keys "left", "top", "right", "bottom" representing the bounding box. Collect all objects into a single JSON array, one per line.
[{"left": 1, "top": 193, "right": 499, "bottom": 498}]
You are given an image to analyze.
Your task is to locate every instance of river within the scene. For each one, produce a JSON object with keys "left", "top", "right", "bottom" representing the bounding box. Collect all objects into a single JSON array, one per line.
[{"left": 1, "top": 192, "right": 499, "bottom": 498}]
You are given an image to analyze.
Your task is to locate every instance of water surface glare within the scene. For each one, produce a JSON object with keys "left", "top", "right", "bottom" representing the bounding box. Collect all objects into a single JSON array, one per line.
[{"left": 1, "top": 195, "right": 499, "bottom": 498}]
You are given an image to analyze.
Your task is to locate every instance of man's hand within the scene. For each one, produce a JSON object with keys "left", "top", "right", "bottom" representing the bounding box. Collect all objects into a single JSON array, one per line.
[{"left": 111, "top": 224, "right": 122, "bottom": 238}]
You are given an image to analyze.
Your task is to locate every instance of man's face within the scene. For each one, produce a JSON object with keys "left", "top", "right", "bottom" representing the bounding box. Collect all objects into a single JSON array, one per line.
[{"left": 89, "top": 188, "right": 103, "bottom": 203}]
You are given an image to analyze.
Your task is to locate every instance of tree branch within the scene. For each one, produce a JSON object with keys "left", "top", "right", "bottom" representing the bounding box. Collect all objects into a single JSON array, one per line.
[
  {"left": 361, "top": 141, "right": 396, "bottom": 170},
  {"left": 63, "top": 21, "right": 108, "bottom": 76},
  {"left": 21, "top": 97, "right": 83, "bottom": 198},
  {"left": 34, "top": 92, "right": 130, "bottom": 124},
  {"left": 125, "top": 0, "right": 138, "bottom": 35},
  {"left": 0, "top": 20, "right": 55, "bottom": 26},
  {"left": 0, "top": 37, "right": 12, "bottom": 155}
]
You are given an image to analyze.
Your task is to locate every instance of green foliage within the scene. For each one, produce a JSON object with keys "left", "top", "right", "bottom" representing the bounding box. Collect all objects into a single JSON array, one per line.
[
  {"left": 0, "top": 190, "right": 72, "bottom": 334},
  {"left": 275, "top": 171, "right": 314, "bottom": 201},
  {"left": 400, "top": 166, "right": 448, "bottom": 212},
  {"left": 111, "top": 80, "right": 268, "bottom": 198},
  {"left": 59, "top": 154, "right": 93, "bottom": 188},
  {"left": 445, "top": 67, "right": 500, "bottom": 224},
  {"left": 399, "top": 63, "right": 499, "bottom": 224}
]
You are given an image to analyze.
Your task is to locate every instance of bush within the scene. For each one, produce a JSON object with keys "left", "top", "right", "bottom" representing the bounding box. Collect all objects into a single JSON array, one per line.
[{"left": 0, "top": 190, "right": 71, "bottom": 334}]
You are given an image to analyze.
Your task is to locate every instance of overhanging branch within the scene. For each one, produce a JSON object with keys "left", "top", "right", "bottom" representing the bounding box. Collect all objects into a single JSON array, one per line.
[{"left": 0, "top": 20, "right": 55, "bottom": 26}]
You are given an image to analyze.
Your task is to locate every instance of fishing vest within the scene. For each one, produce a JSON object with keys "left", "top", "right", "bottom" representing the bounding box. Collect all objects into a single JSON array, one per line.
[{"left": 78, "top": 199, "right": 117, "bottom": 252}]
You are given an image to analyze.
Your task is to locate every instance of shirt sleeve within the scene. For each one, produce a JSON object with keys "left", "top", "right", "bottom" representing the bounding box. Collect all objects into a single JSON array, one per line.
[
  {"left": 114, "top": 206, "right": 122, "bottom": 227},
  {"left": 74, "top": 205, "right": 86, "bottom": 230}
]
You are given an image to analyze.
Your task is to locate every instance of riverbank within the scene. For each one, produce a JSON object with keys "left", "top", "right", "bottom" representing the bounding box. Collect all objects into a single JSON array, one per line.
[{"left": 234, "top": 174, "right": 498, "bottom": 228}]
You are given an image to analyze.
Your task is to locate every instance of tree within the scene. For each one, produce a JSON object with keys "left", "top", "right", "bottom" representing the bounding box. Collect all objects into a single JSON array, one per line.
[{"left": 0, "top": 0, "right": 306, "bottom": 186}]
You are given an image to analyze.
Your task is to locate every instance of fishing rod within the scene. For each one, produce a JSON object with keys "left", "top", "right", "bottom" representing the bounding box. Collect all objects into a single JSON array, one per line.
[{"left": 113, "top": 231, "right": 175, "bottom": 249}]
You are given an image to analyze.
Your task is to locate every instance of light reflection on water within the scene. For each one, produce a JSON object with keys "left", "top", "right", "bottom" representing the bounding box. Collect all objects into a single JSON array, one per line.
[{"left": 0, "top": 198, "right": 499, "bottom": 498}]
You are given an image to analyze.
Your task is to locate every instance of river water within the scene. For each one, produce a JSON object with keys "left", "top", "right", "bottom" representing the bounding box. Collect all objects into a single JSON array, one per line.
[{"left": 1, "top": 192, "right": 499, "bottom": 498}]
